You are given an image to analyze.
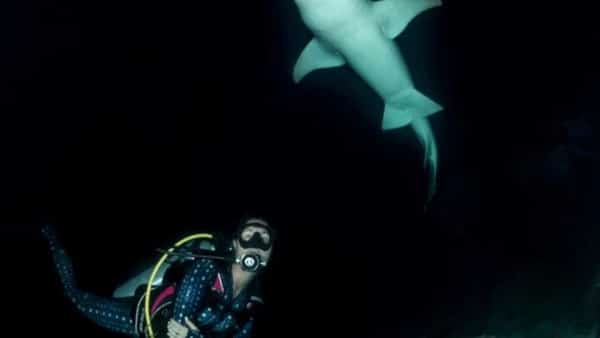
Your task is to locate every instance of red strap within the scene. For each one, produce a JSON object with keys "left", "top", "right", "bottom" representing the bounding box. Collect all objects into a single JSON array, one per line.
[
  {"left": 211, "top": 273, "right": 224, "bottom": 294},
  {"left": 151, "top": 285, "right": 175, "bottom": 314}
]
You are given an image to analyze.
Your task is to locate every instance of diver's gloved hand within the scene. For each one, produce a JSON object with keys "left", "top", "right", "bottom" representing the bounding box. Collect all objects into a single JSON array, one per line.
[{"left": 167, "top": 317, "right": 204, "bottom": 338}]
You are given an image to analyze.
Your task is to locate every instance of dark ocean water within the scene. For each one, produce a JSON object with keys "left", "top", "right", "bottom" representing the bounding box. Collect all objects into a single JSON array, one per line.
[{"left": 1, "top": 0, "right": 600, "bottom": 337}]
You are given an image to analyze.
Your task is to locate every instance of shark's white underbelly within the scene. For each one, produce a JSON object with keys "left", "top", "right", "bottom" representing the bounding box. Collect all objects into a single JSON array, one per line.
[
  {"left": 297, "top": 0, "right": 414, "bottom": 105},
  {"left": 294, "top": 0, "right": 370, "bottom": 33},
  {"left": 328, "top": 19, "right": 414, "bottom": 102}
]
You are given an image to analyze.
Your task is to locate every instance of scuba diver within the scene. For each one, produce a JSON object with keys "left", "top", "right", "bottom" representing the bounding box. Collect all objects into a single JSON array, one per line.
[{"left": 42, "top": 216, "right": 275, "bottom": 338}]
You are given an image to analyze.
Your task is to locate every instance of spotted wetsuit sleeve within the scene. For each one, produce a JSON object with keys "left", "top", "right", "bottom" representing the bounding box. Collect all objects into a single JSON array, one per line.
[
  {"left": 233, "top": 318, "right": 254, "bottom": 338},
  {"left": 41, "top": 225, "right": 137, "bottom": 336},
  {"left": 172, "top": 258, "right": 218, "bottom": 338},
  {"left": 187, "top": 329, "right": 205, "bottom": 338}
]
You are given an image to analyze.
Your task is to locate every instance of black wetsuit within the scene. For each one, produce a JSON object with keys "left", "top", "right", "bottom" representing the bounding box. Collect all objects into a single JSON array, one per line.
[{"left": 42, "top": 225, "right": 259, "bottom": 338}]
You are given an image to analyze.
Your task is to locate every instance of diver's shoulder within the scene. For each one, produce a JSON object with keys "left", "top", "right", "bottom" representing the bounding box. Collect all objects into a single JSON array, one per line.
[{"left": 249, "top": 295, "right": 264, "bottom": 305}]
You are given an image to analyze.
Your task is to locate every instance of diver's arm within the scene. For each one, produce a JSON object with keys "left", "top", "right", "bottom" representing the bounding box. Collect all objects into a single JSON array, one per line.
[
  {"left": 233, "top": 318, "right": 254, "bottom": 338},
  {"left": 171, "top": 258, "right": 218, "bottom": 338}
]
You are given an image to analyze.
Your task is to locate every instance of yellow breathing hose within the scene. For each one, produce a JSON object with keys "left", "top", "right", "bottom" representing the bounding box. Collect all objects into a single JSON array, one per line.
[{"left": 145, "top": 233, "right": 214, "bottom": 338}]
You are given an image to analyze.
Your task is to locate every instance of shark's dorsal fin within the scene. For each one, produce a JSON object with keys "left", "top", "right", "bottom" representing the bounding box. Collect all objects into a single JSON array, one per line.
[
  {"left": 372, "top": 0, "right": 442, "bottom": 39},
  {"left": 293, "top": 38, "right": 346, "bottom": 83}
]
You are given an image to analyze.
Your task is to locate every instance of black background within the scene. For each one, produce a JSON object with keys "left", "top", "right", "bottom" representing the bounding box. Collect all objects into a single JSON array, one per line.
[{"left": 1, "top": 0, "right": 600, "bottom": 337}]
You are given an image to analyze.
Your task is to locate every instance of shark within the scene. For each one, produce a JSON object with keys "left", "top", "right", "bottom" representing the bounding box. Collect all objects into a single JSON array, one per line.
[{"left": 292, "top": 0, "right": 443, "bottom": 202}]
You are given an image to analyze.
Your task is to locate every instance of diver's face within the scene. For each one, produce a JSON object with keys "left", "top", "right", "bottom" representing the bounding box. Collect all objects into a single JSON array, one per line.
[{"left": 233, "top": 225, "right": 273, "bottom": 265}]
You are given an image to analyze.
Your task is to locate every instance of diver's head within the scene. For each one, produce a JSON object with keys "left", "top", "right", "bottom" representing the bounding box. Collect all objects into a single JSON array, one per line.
[{"left": 231, "top": 217, "right": 274, "bottom": 273}]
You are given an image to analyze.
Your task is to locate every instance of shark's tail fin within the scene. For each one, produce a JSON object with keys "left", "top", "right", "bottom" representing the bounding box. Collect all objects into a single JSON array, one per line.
[
  {"left": 381, "top": 87, "right": 441, "bottom": 206},
  {"left": 409, "top": 117, "right": 438, "bottom": 205}
]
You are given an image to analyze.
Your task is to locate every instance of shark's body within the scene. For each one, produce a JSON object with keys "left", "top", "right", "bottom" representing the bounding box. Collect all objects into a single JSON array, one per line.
[{"left": 292, "top": 0, "right": 443, "bottom": 201}]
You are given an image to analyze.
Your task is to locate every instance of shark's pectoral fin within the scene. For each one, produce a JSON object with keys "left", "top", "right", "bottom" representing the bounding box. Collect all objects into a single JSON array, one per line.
[
  {"left": 293, "top": 38, "right": 346, "bottom": 83},
  {"left": 372, "top": 0, "right": 443, "bottom": 39},
  {"left": 381, "top": 88, "right": 442, "bottom": 130}
]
